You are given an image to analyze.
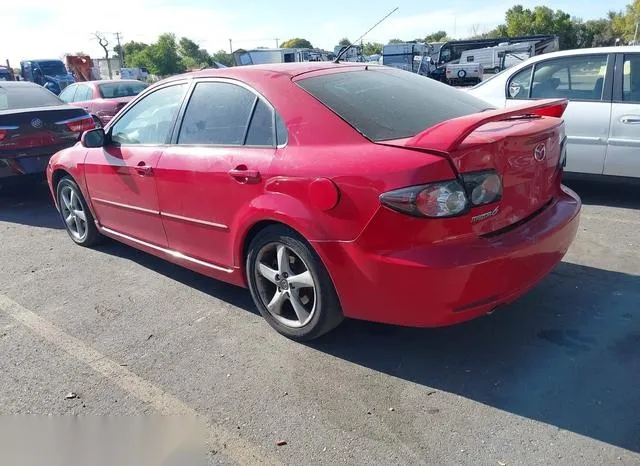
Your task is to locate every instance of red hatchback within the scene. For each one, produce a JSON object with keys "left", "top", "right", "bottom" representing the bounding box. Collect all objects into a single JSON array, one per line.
[
  {"left": 46, "top": 63, "right": 581, "bottom": 340},
  {"left": 58, "top": 79, "right": 148, "bottom": 127}
]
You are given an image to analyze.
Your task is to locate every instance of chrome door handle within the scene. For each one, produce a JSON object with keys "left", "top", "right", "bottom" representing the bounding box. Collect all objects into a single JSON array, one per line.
[
  {"left": 136, "top": 162, "right": 153, "bottom": 176},
  {"left": 228, "top": 165, "right": 261, "bottom": 184},
  {"left": 620, "top": 116, "right": 640, "bottom": 124}
]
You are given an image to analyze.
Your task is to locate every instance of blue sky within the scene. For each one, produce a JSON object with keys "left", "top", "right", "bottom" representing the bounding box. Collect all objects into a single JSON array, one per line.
[{"left": 1, "top": 0, "right": 631, "bottom": 66}]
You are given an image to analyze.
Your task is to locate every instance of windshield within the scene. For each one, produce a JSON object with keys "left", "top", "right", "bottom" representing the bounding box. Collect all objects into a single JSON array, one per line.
[
  {"left": 0, "top": 85, "right": 62, "bottom": 110},
  {"left": 37, "top": 61, "right": 67, "bottom": 76},
  {"left": 98, "top": 82, "right": 148, "bottom": 98},
  {"left": 297, "top": 68, "right": 491, "bottom": 141}
]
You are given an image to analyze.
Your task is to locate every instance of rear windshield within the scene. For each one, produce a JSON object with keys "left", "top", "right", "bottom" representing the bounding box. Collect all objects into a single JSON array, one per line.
[
  {"left": 98, "top": 82, "right": 148, "bottom": 98},
  {"left": 296, "top": 68, "right": 491, "bottom": 141},
  {"left": 0, "top": 86, "right": 62, "bottom": 110}
]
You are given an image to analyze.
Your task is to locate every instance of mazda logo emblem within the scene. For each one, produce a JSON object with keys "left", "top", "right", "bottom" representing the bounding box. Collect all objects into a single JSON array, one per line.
[
  {"left": 534, "top": 143, "right": 546, "bottom": 161},
  {"left": 31, "top": 118, "right": 43, "bottom": 129}
]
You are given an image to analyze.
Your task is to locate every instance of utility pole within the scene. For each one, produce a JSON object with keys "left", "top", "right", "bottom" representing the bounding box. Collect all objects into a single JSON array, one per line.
[
  {"left": 275, "top": 38, "right": 279, "bottom": 48},
  {"left": 229, "top": 38, "right": 233, "bottom": 54},
  {"left": 634, "top": 22, "right": 639, "bottom": 45},
  {"left": 114, "top": 32, "right": 123, "bottom": 68}
]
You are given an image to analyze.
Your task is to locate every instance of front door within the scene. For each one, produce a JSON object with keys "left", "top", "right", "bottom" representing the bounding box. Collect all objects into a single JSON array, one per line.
[
  {"left": 505, "top": 53, "right": 612, "bottom": 175},
  {"left": 83, "top": 82, "right": 189, "bottom": 246},
  {"left": 604, "top": 53, "right": 640, "bottom": 178},
  {"left": 156, "top": 80, "right": 281, "bottom": 268}
]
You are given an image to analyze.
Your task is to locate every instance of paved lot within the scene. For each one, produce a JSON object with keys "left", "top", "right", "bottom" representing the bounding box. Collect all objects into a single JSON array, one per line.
[{"left": 0, "top": 178, "right": 639, "bottom": 465}]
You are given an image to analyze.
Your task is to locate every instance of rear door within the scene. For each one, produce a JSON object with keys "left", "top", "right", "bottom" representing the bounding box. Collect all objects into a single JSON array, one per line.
[
  {"left": 505, "top": 53, "right": 613, "bottom": 175},
  {"left": 604, "top": 53, "right": 640, "bottom": 178},
  {"left": 83, "top": 82, "right": 188, "bottom": 247},
  {"left": 156, "top": 79, "right": 282, "bottom": 268}
]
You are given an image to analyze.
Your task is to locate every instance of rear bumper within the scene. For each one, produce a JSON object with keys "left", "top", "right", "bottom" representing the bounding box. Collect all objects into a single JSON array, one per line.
[{"left": 313, "top": 185, "right": 581, "bottom": 327}]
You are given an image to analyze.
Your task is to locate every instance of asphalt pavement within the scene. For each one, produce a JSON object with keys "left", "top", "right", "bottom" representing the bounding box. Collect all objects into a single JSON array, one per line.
[{"left": 0, "top": 178, "right": 638, "bottom": 465}]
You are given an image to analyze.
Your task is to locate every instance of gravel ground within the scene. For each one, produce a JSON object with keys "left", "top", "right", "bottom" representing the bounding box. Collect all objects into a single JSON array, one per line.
[{"left": 0, "top": 177, "right": 638, "bottom": 465}]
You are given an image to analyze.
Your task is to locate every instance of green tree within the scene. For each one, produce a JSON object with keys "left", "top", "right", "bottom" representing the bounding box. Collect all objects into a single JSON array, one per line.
[
  {"left": 388, "top": 38, "right": 404, "bottom": 44},
  {"left": 128, "top": 34, "right": 185, "bottom": 76},
  {"left": 211, "top": 50, "right": 235, "bottom": 67},
  {"left": 614, "top": 0, "right": 640, "bottom": 42},
  {"left": 495, "top": 5, "right": 579, "bottom": 49},
  {"left": 362, "top": 42, "right": 383, "bottom": 55},
  {"left": 280, "top": 38, "right": 313, "bottom": 49},
  {"left": 425, "top": 30, "right": 449, "bottom": 42},
  {"left": 178, "top": 37, "right": 212, "bottom": 69},
  {"left": 338, "top": 37, "right": 351, "bottom": 46},
  {"left": 122, "top": 41, "right": 149, "bottom": 67}
]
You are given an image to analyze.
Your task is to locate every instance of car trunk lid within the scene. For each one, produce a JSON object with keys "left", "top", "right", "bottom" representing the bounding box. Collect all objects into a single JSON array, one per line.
[
  {"left": 0, "top": 105, "right": 92, "bottom": 156},
  {"left": 383, "top": 99, "right": 568, "bottom": 235}
]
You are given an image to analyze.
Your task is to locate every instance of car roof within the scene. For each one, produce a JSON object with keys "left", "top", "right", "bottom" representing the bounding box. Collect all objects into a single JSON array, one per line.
[
  {"left": 0, "top": 81, "right": 41, "bottom": 88},
  {"left": 522, "top": 45, "right": 640, "bottom": 64},
  {"left": 159, "top": 62, "right": 369, "bottom": 85},
  {"left": 74, "top": 79, "right": 146, "bottom": 86}
]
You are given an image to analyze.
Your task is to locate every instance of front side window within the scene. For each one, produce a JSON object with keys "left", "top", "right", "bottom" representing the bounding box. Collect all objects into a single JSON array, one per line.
[
  {"left": 58, "top": 85, "right": 77, "bottom": 103},
  {"left": 530, "top": 55, "right": 607, "bottom": 101},
  {"left": 111, "top": 84, "right": 187, "bottom": 145},
  {"left": 73, "top": 85, "right": 92, "bottom": 102},
  {"left": 178, "top": 82, "right": 256, "bottom": 146},
  {"left": 622, "top": 54, "right": 640, "bottom": 102},
  {"left": 507, "top": 65, "right": 533, "bottom": 100}
]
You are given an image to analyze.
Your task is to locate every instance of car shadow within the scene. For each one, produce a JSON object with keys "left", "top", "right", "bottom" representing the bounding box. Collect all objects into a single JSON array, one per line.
[
  {"left": 307, "top": 261, "right": 640, "bottom": 452},
  {"left": 0, "top": 182, "right": 63, "bottom": 229},
  {"left": 92, "top": 239, "right": 640, "bottom": 452},
  {"left": 564, "top": 175, "right": 640, "bottom": 210},
  {"left": 93, "top": 241, "right": 258, "bottom": 315}
]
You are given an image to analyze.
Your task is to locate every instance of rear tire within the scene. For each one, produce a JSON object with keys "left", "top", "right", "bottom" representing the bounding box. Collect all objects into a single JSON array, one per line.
[
  {"left": 246, "top": 225, "right": 343, "bottom": 340},
  {"left": 56, "top": 176, "right": 102, "bottom": 247}
]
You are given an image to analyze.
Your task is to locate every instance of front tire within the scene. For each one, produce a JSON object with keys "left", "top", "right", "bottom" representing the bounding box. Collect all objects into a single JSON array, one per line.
[
  {"left": 56, "top": 176, "right": 102, "bottom": 247},
  {"left": 246, "top": 225, "right": 343, "bottom": 340}
]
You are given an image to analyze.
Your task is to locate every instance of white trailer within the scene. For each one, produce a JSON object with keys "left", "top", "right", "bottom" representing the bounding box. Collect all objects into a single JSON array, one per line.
[
  {"left": 459, "top": 42, "right": 534, "bottom": 74},
  {"left": 445, "top": 62, "right": 483, "bottom": 85}
]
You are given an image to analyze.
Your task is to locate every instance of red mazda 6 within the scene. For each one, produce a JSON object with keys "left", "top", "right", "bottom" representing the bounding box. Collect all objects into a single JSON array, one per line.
[{"left": 47, "top": 62, "right": 581, "bottom": 340}]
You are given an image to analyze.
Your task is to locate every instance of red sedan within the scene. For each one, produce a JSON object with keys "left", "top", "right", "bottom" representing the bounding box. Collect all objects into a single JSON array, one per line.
[
  {"left": 58, "top": 79, "right": 148, "bottom": 127},
  {"left": 46, "top": 63, "right": 581, "bottom": 340}
]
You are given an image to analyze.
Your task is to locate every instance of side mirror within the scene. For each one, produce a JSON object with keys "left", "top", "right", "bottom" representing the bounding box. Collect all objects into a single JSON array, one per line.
[{"left": 81, "top": 128, "right": 106, "bottom": 148}]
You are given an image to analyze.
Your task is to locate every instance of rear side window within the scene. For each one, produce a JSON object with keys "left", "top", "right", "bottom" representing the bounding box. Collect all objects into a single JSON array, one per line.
[
  {"left": 178, "top": 82, "right": 255, "bottom": 145},
  {"left": 296, "top": 68, "right": 490, "bottom": 141},
  {"left": 0, "top": 85, "right": 62, "bottom": 110},
  {"left": 507, "top": 65, "right": 533, "bottom": 100},
  {"left": 178, "top": 81, "right": 284, "bottom": 147}
]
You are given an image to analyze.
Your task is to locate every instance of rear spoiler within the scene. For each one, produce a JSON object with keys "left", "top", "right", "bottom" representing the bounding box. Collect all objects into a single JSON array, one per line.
[{"left": 404, "top": 98, "right": 568, "bottom": 153}]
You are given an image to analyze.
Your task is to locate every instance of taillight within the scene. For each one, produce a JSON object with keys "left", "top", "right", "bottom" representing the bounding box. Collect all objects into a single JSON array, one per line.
[
  {"left": 380, "top": 180, "right": 469, "bottom": 218},
  {"left": 0, "top": 125, "right": 17, "bottom": 142},
  {"left": 462, "top": 170, "right": 502, "bottom": 206},
  {"left": 56, "top": 116, "right": 96, "bottom": 133}
]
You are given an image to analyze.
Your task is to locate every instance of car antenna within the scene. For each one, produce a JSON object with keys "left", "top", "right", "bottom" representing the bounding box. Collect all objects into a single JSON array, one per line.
[{"left": 334, "top": 7, "right": 399, "bottom": 63}]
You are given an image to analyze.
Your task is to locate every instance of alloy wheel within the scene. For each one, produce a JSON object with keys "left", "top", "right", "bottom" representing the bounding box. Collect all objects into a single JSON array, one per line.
[
  {"left": 254, "top": 242, "right": 317, "bottom": 328},
  {"left": 59, "top": 186, "right": 88, "bottom": 242}
]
